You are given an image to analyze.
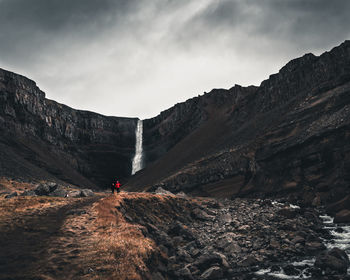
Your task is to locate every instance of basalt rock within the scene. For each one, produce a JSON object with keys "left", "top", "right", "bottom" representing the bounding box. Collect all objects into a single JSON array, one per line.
[
  {"left": 334, "top": 209, "right": 350, "bottom": 223},
  {"left": 0, "top": 68, "right": 137, "bottom": 189},
  {"left": 315, "top": 247, "right": 349, "bottom": 274},
  {"left": 127, "top": 40, "right": 350, "bottom": 208}
]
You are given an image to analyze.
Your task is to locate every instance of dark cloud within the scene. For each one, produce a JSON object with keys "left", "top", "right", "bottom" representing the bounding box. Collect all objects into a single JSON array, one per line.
[
  {"left": 179, "top": 0, "right": 350, "bottom": 51},
  {"left": 0, "top": 0, "right": 139, "bottom": 66},
  {"left": 0, "top": 0, "right": 349, "bottom": 118}
]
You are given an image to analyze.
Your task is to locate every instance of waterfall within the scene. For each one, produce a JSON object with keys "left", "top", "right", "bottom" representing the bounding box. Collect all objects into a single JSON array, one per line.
[{"left": 131, "top": 119, "right": 143, "bottom": 175}]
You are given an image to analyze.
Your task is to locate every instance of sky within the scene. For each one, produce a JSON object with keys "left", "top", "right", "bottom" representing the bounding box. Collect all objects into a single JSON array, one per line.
[{"left": 0, "top": 0, "right": 349, "bottom": 119}]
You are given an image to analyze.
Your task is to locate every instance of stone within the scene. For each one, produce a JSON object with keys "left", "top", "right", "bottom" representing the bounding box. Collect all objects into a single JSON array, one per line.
[
  {"left": 195, "top": 253, "right": 225, "bottom": 270},
  {"left": 176, "top": 248, "right": 193, "bottom": 263},
  {"left": 21, "top": 190, "right": 36, "bottom": 196},
  {"left": 49, "top": 186, "right": 68, "bottom": 197},
  {"left": 192, "top": 208, "right": 215, "bottom": 221},
  {"left": 176, "top": 191, "right": 188, "bottom": 198},
  {"left": 155, "top": 187, "right": 173, "bottom": 195},
  {"left": 176, "top": 267, "right": 193, "bottom": 280},
  {"left": 291, "top": 235, "right": 305, "bottom": 244},
  {"left": 67, "top": 190, "right": 82, "bottom": 198},
  {"left": 277, "top": 208, "right": 297, "bottom": 219},
  {"left": 327, "top": 195, "right": 350, "bottom": 214},
  {"left": 305, "top": 241, "right": 326, "bottom": 253},
  {"left": 168, "top": 222, "right": 195, "bottom": 241},
  {"left": 80, "top": 189, "right": 94, "bottom": 197},
  {"left": 34, "top": 183, "right": 50, "bottom": 196},
  {"left": 334, "top": 209, "right": 350, "bottom": 223},
  {"left": 224, "top": 242, "right": 241, "bottom": 255},
  {"left": 47, "top": 182, "right": 58, "bottom": 192},
  {"left": 200, "top": 266, "right": 223, "bottom": 280},
  {"left": 315, "top": 248, "right": 349, "bottom": 274},
  {"left": 5, "top": 191, "right": 17, "bottom": 199},
  {"left": 239, "top": 256, "right": 259, "bottom": 267},
  {"left": 218, "top": 213, "right": 232, "bottom": 224}
]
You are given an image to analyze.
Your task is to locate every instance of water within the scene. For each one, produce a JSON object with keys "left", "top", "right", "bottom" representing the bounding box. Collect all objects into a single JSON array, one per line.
[
  {"left": 319, "top": 214, "right": 350, "bottom": 275},
  {"left": 254, "top": 203, "right": 350, "bottom": 279},
  {"left": 131, "top": 119, "right": 143, "bottom": 175}
]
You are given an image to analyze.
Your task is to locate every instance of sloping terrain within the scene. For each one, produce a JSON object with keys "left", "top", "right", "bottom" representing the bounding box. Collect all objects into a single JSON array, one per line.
[
  {"left": 126, "top": 40, "right": 350, "bottom": 208},
  {"left": 0, "top": 191, "right": 165, "bottom": 280},
  {"left": 2, "top": 187, "right": 343, "bottom": 280},
  {"left": 0, "top": 41, "right": 349, "bottom": 207}
]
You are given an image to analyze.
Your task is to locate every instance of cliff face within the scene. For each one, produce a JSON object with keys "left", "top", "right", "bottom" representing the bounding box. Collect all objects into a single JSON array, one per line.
[
  {"left": 0, "top": 69, "right": 137, "bottom": 188},
  {"left": 127, "top": 40, "right": 350, "bottom": 207},
  {"left": 1, "top": 41, "right": 350, "bottom": 204}
]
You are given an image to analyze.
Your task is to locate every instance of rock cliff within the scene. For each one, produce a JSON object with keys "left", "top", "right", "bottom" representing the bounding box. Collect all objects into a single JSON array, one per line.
[
  {"left": 0, "top": 69, "right": 137, "bottom": 188},
  {"left": 1, "top": 40, "right": 349, "bottom": 206},
  {"left": 127, "top": 40, "right": 350, "bottom": 208}
]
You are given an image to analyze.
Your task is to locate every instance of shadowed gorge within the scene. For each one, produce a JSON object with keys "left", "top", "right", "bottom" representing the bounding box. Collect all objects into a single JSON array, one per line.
[
  {"left": 0, "top": 69, "right": 137, "bottom": 188},
  {"left": 126, "top": 40, "right": 350, "bottom": 210},
  {"left": 1, "top": 40, "right": 350, "bottom": 280}
]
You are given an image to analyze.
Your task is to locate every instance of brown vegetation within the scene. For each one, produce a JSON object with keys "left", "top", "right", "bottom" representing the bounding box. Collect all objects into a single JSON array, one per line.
[{"left": 0, "top": 189, "right": 173, "bottom": 280}]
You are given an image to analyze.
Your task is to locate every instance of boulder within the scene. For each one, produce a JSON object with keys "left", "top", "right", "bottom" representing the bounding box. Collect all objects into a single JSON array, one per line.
[
  {"left": 5, "top": 191, "right": 17, "bottom": 199},
  {"left": 21, "top": 190, "right": 36, "bottom": 196},
  {"left": 155, "top": 187, "right": 173, "bottom": 195},
  {"left": 47, "top": 182, "right": 58, "bottom": 192},
  {"left": 291, "top": 235, "right": 305, "bottom": 245},
  {"left": 327, "top": 195, "right": 350, "bottom": 214},
  {"left": 67, "top": 190, "right": 82, "bottom": 198},
  {"left": 192, "top": 208, "right": 215, "bottom": 221},
  {"left": 200, "top": 266, "right": 223, "bottom": 280},
  {"left": 218, "top": 213, "right": 232, "bottom": 224},
  {"left": 315, "top": 248, "right": 349, "bottom": 274},
  {"left": 334, "top": 209, "right": 350, "bottom": 223},
  {"left": 168, "top": 222, "right": 195, "bottom": 240},
  {"left": 239, "top": 256, "right": 259, "bottom": 267},
  {"left": 277, "top": 208, "right": 297, "bottom": 219},
  {"left": 34, "top": 183, "right": 50, "bottom": 196},
  {"left": 176, "top": 191, "right": 188, "bottom": 198},
  {"left": 80, "top": 189, "right": 94, "bottom": 197},
  {"left": 195, "top": 253, "right": 226, "bottom": 270},
  {"left": 305, "top": 241, "right": 326, "bottom": 253},
  {"left": 49, "top": 186, "right": 68, "bottom": 197},
  {"left": 176, "top": 267, "right": 193, "bottom": 280}
]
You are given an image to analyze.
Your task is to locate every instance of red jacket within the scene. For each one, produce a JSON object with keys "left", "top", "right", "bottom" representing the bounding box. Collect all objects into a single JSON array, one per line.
[{"left": 116, "top": 182, "right": 121, "bottom": 189}]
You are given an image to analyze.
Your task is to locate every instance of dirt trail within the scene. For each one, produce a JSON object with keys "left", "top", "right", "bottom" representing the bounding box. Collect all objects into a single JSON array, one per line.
[{"left": 0, "top": 196, "right": 102, "bottom": 280}]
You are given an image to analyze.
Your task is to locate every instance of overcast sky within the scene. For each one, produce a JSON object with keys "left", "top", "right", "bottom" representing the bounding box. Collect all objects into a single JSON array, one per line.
[{"left": 0, "top": 0, "right": 349, "bottom": 119}]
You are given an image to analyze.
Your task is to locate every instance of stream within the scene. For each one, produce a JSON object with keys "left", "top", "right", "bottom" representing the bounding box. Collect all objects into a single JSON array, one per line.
[{"left": 254, "top": 204, "right": 350, "bottom": 279}]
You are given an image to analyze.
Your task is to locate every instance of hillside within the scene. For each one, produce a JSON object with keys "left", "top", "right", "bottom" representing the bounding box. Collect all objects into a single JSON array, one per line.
[
  {"left": 0, "top": 190, "right": 336, "bottom": 280},
  {"left": 0, "top": 41, "right": 349, "bottom": 208},
  {"left": 0, "top": 69, "right": 137, "bottom": 188},
  {"left": 126, "top": 40, "right": 350, "bottom": 208}
]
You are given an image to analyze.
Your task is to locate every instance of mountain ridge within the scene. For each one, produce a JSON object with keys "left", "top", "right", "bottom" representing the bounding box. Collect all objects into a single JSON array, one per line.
[
  {"left": 0, "top": 40, "right": 349, "bottom": 208},
  {"left": 126, "top": 40, "right": 350, "bottom": 209}
]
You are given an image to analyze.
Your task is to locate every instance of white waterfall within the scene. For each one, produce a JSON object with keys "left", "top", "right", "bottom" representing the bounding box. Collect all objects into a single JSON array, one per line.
[{"left": 131, "top": 119, "right": 143, "bottom": 175}]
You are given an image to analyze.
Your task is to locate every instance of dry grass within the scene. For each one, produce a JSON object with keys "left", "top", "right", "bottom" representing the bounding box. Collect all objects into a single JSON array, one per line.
[
  {"left": 0, "top": 189, "right": 177, "bottom": 279},
  {"left": 0, "top": 195, "right": 69, "bottom": 231},
  {"left": 0, "top": 177, "right": 37, "bottom": 193},
  {"left": 85, "top": 193, "right": 162, "bottom": 280}
]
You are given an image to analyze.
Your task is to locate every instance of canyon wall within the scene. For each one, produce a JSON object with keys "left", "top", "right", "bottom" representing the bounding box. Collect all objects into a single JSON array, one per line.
[
  {"left": 1, "top": 40, "right": 349, "bottom": 206},
  {"left": 128, "top": 40, "right": 350, "bottom": 207},
  {"left": 0, "top": 69, "right": 137, "bottom": 188}
]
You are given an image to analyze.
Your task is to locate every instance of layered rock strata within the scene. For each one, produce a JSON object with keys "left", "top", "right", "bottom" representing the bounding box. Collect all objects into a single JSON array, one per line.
[
  {"left": 0, "top": 69, "right": 137, "bottom": 188},
  {"left": 127, "top": 40, "right": 350, "bottom": 210}
]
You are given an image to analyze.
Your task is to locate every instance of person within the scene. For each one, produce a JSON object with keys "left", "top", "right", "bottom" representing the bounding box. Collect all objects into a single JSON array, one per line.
[
  {"left": 111, "top": 179, "right": 117, "bottom": 194},
  {"left": 116, "top": 180, "right": 121, "bottom": 194}
]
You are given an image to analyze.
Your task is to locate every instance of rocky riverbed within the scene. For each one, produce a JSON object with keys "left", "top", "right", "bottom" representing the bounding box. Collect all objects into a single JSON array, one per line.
[{"left": 118, "top": 190, "right": 350, "bottom": 280}]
